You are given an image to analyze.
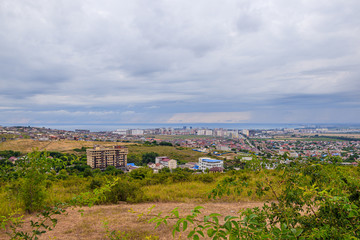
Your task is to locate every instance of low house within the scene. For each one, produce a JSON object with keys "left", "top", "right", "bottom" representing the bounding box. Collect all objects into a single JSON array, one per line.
[
  {"left": 148, "top": 162, "right": 164, "bottom": 170},
  {"left": 155, "top": 156, "right": 178, "bottom": 169},
  {"left": 127, "top": 163, "right": 139, "bottom": 172},
  {"left": 179, "top": 162, "right": 198, "bottom": 170},
  {"left": 8, "top": 156, "right": 18, "bottom": 164}
]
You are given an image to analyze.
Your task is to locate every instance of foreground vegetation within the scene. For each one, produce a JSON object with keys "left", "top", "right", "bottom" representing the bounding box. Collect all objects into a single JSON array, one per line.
[
  {"left": 0, "top": 148, "right": 360, "bottom": 239},
  {"left": 148, "top": 160, "right": 360, "bottom": 239}
]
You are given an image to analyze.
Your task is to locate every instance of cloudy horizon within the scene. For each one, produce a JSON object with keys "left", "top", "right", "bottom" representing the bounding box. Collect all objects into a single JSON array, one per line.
[{"left": 1, "top": 0, "right": 360, "bottom": 125}]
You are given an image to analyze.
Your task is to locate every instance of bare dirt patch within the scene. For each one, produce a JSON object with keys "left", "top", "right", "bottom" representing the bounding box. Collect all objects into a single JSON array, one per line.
[{"left": 0, "top": 202, "right": 265, "bottom": 240}]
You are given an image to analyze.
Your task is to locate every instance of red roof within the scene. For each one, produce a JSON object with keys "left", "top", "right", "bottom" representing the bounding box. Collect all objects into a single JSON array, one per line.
[{"left": 209, "top": 167, "right": 224, "bottom": 172}]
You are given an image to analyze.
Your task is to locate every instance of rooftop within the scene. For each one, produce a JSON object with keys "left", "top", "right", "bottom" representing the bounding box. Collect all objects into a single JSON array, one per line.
[{"left": 201, "top": 158, "right": 222, "bottom": 163}]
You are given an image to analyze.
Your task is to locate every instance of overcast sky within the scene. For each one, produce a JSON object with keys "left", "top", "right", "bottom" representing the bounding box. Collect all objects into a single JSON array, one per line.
[{"left": 1, "top": 0, "right": 360, "bottom": 125}]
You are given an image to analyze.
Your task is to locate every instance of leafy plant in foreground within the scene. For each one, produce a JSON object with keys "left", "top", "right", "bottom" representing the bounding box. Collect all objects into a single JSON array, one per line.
[
  {"left": 145, "top": 161, "right": 360, "bottom": 239},
  {"left": 0, "top": 151, "right": 119, "bottom": 239}
]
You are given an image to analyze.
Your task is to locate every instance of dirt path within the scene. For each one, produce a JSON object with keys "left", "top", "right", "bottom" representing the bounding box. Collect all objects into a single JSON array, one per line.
[{"left": 0, "top": 202, "right": 265, "bottom": 240}]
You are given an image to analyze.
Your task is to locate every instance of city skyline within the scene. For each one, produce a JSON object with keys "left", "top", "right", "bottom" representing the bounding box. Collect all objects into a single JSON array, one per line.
[{"left": 1, "top": 1, "right": 360, "bottom": 125}]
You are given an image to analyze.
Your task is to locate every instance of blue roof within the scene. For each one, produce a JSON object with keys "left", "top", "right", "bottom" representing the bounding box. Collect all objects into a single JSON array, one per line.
[
  {"left": 127, "top": 163, "right": 137, "bottom": 167},
  {"left": 202, "top": 159, "right": 222, "bottom": 163}
]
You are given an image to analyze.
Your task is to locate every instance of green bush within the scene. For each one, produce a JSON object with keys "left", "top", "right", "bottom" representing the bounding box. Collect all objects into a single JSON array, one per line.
[
  {"left": 15, "top": 152, "right": 56, "bottom": 213},
  {"left": 104, "top": 179, "right": 144, "bottom": 203},
  {"left": 129, "top": 167, "right": 153, "bottom": 180},
  {"left": 193, "top": 174, "right": 215, "bottom": 183},
  {"left": 83, "top": 168, "right": 93, "bottom": 177},
  {"left": 149, "top": 161, "right": 360, "bottom": 239},
  {"left": 89, "top": 179, "right": 102, "bottom": 190}
]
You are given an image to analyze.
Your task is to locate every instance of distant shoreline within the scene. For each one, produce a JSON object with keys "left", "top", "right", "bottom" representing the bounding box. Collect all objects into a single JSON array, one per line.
[{"left": 3, "top": 123, "right": 360, "bottom": 132}]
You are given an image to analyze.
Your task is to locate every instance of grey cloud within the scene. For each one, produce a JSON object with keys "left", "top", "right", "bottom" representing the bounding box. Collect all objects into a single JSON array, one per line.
[{"left": 0, "top": 0, "right": 360, "bottom": 124}]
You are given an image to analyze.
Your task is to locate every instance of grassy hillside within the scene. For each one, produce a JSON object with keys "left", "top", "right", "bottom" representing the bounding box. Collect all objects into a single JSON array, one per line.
[
  {"left": 128, "top": 144, "right": 210, "bottom": 162},
  {"left": 0, "top": 139, "right": 131, "bottom": 153}
]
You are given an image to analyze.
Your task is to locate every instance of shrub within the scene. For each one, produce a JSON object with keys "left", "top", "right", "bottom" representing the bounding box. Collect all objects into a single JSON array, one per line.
[
  {"left": 193, "top": 174, "right": 215, "bottom": 183},
  {"left": 83, "top": 168, "right": 93, "bottom": 177},
  {"left": 104, "top": 179, "right": 144, "bottom": 203},
  {"left": 89, "top": 179, "right": 102, "bottom": 190},
  {"left": 129, "top": 167, "right": 153, "bottom": 180}
]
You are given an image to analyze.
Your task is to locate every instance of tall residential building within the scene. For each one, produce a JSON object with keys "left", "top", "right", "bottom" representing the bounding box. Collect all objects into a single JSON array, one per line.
[
  {"left": 227, "top": 130, "right": 239, "bottom": 138},
  {"left": 86, "top": 145, "right": 128, "bottom": 170}
]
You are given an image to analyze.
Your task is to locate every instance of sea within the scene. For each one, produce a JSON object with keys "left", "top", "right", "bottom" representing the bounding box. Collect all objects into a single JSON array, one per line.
[{"left": 14, "top": 123, "right": 360, "bottom": 132}]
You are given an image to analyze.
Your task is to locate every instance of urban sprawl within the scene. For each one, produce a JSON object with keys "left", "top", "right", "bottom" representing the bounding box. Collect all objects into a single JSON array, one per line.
[{"left": 1, "top": 125, "right": 360, "bottom": 172}]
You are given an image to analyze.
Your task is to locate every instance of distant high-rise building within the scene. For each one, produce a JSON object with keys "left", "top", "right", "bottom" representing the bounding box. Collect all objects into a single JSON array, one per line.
[
  {"left": 228, "top": 130, "right": 239, "bottom": 138},
  {"left": 86, "top": 145, "right": 128, "bottom": 170},
  {"left": 242, "top": 129, "right": 250, "bottom": 137},
  {"left": 129, "top": 129, "right": 144, "bottom": 136},
  {"left": 113, "top": 129, "right": 127, "bottom": 135}
]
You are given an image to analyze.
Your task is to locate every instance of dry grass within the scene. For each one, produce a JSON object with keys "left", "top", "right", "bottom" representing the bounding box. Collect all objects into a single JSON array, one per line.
[
  {"left": 128, "top": 145, "right": 208, "bottom": 162},
  {"left": 0, "top": 202, "right": 265, "bottom": 240},
  {"left": 0, "top": 140, "right": 132, "bottom": 153}
]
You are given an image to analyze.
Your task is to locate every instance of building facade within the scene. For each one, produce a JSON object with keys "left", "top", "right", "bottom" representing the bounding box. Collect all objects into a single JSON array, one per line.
[
  {"left": 86, "top": 145, "right": 128, "bottom": 170},
  {"left": 155, "top": 156, "right": 178, "bottom": 169},
  {"left": 198, "top": 157, "right": 223, "bottom": 171}
]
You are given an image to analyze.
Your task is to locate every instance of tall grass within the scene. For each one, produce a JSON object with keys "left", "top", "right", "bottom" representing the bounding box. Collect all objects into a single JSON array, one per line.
[
  {"left": 143, "top": 181, "right": 217, "bottom": 202},
  {"left": 0, "top": 177, "right": 91, "bottom": 217},
  {"left": 1, "top": 166, "right": 358, "bottom": 217}
]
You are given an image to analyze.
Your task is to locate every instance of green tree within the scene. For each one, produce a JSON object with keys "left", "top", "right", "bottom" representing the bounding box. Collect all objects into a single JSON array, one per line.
[
  {"left": 159, "top": 141, "right": 173, "bottom": 146},
  {"left": 16, "top": 152, "right": 58, "bottom": 213},
  {"left": 83, "top": 168, "right": 93, "bottom": 177},
  {"left": 129, "top": 167, "right": 153, "bottom": 180},
  {"left": 127, "top": 153, "right": 142, "bottom": 166},
  {"left": 142, "top": 152, "right": 159, "bottom": 165},
  {"left": 104, "top": 166, "right": 124, "bottom": 176}
]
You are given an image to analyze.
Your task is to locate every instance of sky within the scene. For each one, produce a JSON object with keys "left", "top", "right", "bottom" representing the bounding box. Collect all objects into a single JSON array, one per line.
[{"left": 1, "top": 0, "right": 360, "bottom": 126}]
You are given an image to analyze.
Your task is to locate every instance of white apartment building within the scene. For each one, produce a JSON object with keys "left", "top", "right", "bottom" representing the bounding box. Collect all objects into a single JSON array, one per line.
[
  {"left": 198, "top": 157, "right": 224, "bottom": 171},
  {"left": 196, "top": 129, "right": 213, "bottom": 136},
  {"left": 129, "top": 129, "right": 144, "bottom": 135},
  {"left": 113, "top": 129, "right": 127, "bottom": 135}
]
